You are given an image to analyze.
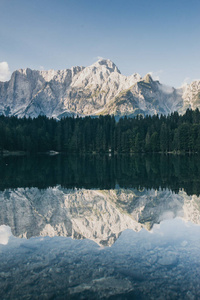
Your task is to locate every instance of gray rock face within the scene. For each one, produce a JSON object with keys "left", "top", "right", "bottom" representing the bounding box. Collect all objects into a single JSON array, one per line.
[{"left": 1, "top": 59, "right": 200, "bottom": 118}]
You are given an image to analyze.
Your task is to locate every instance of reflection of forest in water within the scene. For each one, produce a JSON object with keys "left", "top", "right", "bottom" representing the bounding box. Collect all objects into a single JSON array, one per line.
[{"left": 0, "top": 154, "right": 200, "bottom": 195}]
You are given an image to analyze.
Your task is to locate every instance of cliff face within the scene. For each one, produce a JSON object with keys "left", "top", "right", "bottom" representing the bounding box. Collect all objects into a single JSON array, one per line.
[{"left": 0, "top": 59, "right": 199, "bottom": 119}]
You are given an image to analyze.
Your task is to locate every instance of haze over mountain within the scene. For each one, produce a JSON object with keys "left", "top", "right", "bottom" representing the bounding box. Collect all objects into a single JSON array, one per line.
[{"left": 0, "top": 59, "right": 200, "bottom": 119}]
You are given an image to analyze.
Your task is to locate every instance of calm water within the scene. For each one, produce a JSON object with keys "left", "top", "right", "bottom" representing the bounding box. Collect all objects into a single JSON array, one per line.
[{"left": 0, "top": 154, "right": 200, "bottom": 299}]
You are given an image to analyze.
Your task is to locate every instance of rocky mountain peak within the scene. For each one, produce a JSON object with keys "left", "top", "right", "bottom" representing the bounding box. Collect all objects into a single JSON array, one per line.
[
  {"left": 93, "top": 58, "right": 121, "bottom": 74},
  {"left": 70, "top": 65, "right": 85, "bottom": 77},
  {"left": 142, "top": 73, "right": 154, "bottom": 84}
]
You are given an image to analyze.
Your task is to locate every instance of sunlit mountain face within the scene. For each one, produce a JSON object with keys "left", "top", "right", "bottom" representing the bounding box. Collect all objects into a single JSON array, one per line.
[
  {"left": 1, "top": 59, "right": 200, "bottom": 119},
  {"left": 0, "top": 154, "right": 200, "bottom": 299}
]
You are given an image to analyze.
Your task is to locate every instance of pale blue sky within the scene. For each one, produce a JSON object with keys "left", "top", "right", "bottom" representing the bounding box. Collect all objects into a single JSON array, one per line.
[{"left": 0, "top": 0, "right": 200, "bottom": 87}]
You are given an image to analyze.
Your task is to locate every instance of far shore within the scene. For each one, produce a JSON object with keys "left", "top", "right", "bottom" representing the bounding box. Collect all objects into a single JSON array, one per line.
[{"left": 0, "top": 150, "right": 199, "bottom": 157}]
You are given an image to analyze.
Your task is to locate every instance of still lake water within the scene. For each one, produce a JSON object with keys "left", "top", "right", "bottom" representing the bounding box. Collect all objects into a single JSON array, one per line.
[{"left": 0, "top": 154, "right": 200, "bottom": 299}]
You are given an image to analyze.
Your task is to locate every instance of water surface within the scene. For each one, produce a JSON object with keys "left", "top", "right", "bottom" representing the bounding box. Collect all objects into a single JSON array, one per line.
[{"left": 0, "top": 155, "right": 200, "bottom": 299}]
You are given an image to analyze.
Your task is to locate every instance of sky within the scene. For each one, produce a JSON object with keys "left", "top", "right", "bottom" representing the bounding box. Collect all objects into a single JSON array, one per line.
[{"left": 0, "top": 0, "right": 200, "bottom": 87}]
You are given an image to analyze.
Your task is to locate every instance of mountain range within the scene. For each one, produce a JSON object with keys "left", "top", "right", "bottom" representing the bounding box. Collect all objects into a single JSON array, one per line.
[{"left": 0, "top": 59, "right": 200, "bottom": 119}]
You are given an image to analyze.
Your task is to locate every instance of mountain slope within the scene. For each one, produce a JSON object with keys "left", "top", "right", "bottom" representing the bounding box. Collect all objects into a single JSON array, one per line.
[{"left": 0, "top": 59, "right": 200, "bottom": 118}]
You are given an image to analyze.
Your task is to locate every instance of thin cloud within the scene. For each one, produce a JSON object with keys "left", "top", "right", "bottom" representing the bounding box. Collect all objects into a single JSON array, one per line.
[
  {"left": 180, "top": 77, "right": 200, "bottom": 88},
  {"left": 148, "top": 70, "right": 163, "bottom": 81},
  {"left": 181, "top": 77, "right": 191, "bottom": 86},
  {"left": 92, "top": 56, "right": 105, "bottom": 64},
  {"left": 97, "top": 56, "right": 104, "bottom": 60},
  {"left": 0, "top": 61, "right": 11, "bottom": 81}
]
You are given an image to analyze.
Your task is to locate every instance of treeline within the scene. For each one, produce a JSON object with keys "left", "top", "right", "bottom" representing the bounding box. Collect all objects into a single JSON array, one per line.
[{"left": 1, "top": 108, "right": 200, "bottom": 153}]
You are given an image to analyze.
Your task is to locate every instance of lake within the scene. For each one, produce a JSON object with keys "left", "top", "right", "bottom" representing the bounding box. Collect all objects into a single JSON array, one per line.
[{"left": 0, "top": 154, "right": 200, "bottom": 299}]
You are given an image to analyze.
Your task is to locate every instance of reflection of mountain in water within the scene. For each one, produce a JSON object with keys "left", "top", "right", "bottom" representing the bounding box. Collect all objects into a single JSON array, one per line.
[{"left": 0, "top": 187, "right": 200, "bottom": 245}]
